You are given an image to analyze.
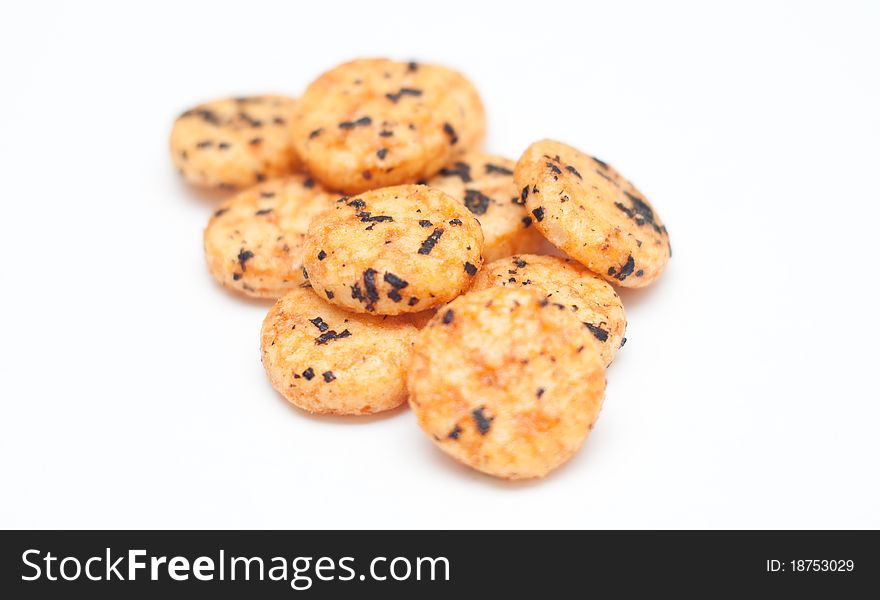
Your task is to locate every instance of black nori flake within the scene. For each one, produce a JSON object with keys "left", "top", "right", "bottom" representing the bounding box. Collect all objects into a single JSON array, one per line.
[
  {"left": 532, "top": 185, "right": 539, "bottom": 193},
  {"left": 317, "top": 250, "right": 327, "bottom": 260},
  {"left": 232, "top": 273, "right": 242, "bottom": 281},
  {"left": 322, "top": 371, "right": 336, "bottom": 382},
  {"left": 443, "top": 122, "right": 458, "bottom": 145},
  {"left": 407, "top": 61, "right": 419, "bottom": 72},
  {"left": 464, "top": 262, "right": 477, "bottom": 276},
  {"left": 217, "top": 142, "right": 230, "bottom": 150},
  {"left": 615, "top": 255, "right": 635, "bottom": 281},
  {"left": 339, "top": 116, "right": 372, "bottom": 129},
  {"left": 546, "top": 162, "right": 562, "bottom": 174},
  {"left": 464, "top": 189, "right": 491, "bottom": 215},
  {"left": 363, "top": 269, "right": 380, "bottom": 304},
  {"left": 408, "top": 297, "right": 419, "bottom": 306},
  {"left": 273, "top": 116, "right": 286, "bottom": 125},
  {"left": 585, "top": 323, "right": 609, "bottom": 342},
  {"left": 418, "top": 220, "right": 433, "bottom": 227},
  {"left": 448, "top": 218, "right": 462, "bottom": 226},
  {"left": 566, "top": 165, "right": 583, "bottom": 179},
  {"left": 309, "top": 128, "right": 323, "bottom": 139},
  {"left": 592, "top": 156, "right": 609, "bottom": 169},
  {"left": 347, "top": 198, "right": 366, "bottom": 210},
  {"left": 520, "top": 185, "right": 529, "bottom": 204},
  {"left": 522, "top": 216, "right": 533, "bottom": 228},
  {"left": 302, "top": 367, "right": 315, "bottom": 380},
  {"left": 302, "top": 267, "right": 308, "bottom": 280},
  {"left": 442, "top": 309, "right": 454, "bottom": 324},
  {"left": 385, "top": 87, "right": 423, "bottom": 102},
  {"left": 438, "top": 161, "right": 471, "bottom": 182},
  {"left": 196, "top": 140, "right": 213, "bottom": 149},
  {"left": 238, "top": 112, "right": 263, "bottom": 127},
  {"left": 377, "top": 148, "right": 388, "bottom": 159},
  {"left": 514, "top": 259, "right": 527, "bottom": 268},
  {"left": 359, "top": 213, "right": 394, "bottom": 223},
  {"left": 351, "top": 282, "right": 365, "bottom": 302},
  {"left": 213, "top": 208, "right": 229, "bottom": 218},
  {"left": 418, "top": 228, "right": 444, "bottom": 255},
  {"left": 448, "top": 425, "right": 462, "bottom": 440},
  {"left": 194, "top": 109, "right": 220, "bottom": 125},
  {"left": 388, "top": 289, "right": 402, "bottom": 302},
  {"left": 379, "top": 129, "right": 394, "bottom": 137},
  {"left": 620, "top": 337, "right": 627, "bottom": 348},
  {"left": 472, "top": 407, "right": 493, "bottom": 435},
  {"left": 249, "top": 137, "right": 262, "bottom": 145},
  {"left": 532, "top": 207, "right": 545, "bottom": 222},
  {"left": 237, "top": 248, "right": 254, "bottom": 271},
  {"left": 309, "top": 317, "right": 329, "bottom": 332},
  {"left": 315, "top": 329, "right": 351, "bottom": 345},
  {"left": 255, "top": 208, "right": 273, "bottom": 216},
  {"left": 303, "top": 178, "right": 315, "bottom": 188},
  {"left": 614, "top": 191, "right": 661, "bottom": 233},
  {"left": 256, "top": 173, "right": 266, "bottom": 182},
  {"left": 595, "top": 169, "right": 615, "bottom": 184},
  {"left": 485, "top": 163, "right": 513, "bottom": 176},
  {"left": 536, "top": 387, "right": 545, "bottom": 399},
  {"left": 636, "top": 269, "right": 644, "bottom": 277},
  {"left": 625, "top": 191, "right": 661, "bottom": 232},
  {"left": 383, "top": 272, "right": 409, "bottom": 289},
  {"left": 325, "top": 289, "right": 334, "bottom": 300}
]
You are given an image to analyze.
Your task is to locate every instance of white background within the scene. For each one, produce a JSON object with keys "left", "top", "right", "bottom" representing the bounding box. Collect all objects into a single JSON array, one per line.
[{"left": 1, "top": 0, "right": 878, "bottom": 529}]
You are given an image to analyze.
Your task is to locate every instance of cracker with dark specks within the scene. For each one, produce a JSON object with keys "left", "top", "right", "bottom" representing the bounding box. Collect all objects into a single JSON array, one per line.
[
  {"left": 514, "top": 139, "right": 670, "bottom": 287},
  {"left": 428, "top": 152, "right": 544, "bottom": 262},
  {"left": 171, "top": 95, "right": 301, "bottom": 190},
  {"left": 470, "top": 254, "right": 626, "bottom": 365},
  {"left": 303, "top": 184, "right": 484, "bottom": 315},
  {"left": 261, "top": 287, "right": 420, "bottom": 415},
  {"left": 290, "top": 59, "right": 485, "bottom": 194},
  {"left": 408, "top": 287, "right": 606, "bottom": 479},
  {"left": 204, "top": 175, "right": 336, "bottom": 298}
]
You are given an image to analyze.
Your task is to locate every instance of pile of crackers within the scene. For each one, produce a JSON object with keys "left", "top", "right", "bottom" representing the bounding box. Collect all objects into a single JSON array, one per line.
[{"left": 171, "top": 58, "right": 671, "bottom": 479}]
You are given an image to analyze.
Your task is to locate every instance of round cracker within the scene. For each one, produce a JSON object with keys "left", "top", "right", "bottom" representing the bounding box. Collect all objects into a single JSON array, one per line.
[
  {"left": 204, "top": 175, "right": 337, "bottom": 298},
  {"left": 290, "top": 59, "right": 485, "bottom": 194},
  {"left": 515, "top": 139, "right": 671, "bottom": 287},
  {"left": 303, "top": 184, "right": 484, "bottom": 315},
  {"left": 171, "top": 95, "right": 301, "bottom": 190},
  {"left": 428, "top": 153, "right": 544, "bottom": 262},
  {"left": 408, "top": 287, "right": 606, "bottom": 479},
  {"left": 261, "top": 287, "right": 420, "bottom": 415},
  {"left": 470, "top": 254, "right": 626, "bottom": 365}
]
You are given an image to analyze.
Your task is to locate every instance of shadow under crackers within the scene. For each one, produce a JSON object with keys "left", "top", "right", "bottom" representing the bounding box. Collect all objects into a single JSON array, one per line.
[
  {"left": 614, "top": 265, "right": 672, "bottom": 311},
  {"left": 259, "top": 371, "right": 411, "bottom": 426},
  {"left": 177, "top": 177, "right": 235, "bottom": 206},
  {"left": 206, "top": 274, "right": 278, "bottom": 309}
]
